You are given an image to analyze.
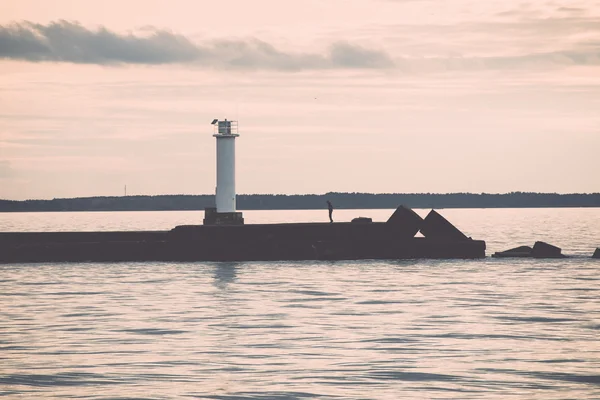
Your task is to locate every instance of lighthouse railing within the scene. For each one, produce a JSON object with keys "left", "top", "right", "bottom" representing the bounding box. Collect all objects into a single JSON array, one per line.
[{"left": 213, "top": 120, "right": 239, "bottom": 135}]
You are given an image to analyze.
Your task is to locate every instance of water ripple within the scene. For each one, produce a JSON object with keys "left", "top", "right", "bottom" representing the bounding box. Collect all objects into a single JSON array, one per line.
[{"left": 1, "top": 209, "right": 600, "bottom": 399}]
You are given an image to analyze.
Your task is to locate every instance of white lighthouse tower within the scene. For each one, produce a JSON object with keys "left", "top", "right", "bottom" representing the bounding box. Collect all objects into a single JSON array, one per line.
[{"left": 203, "top": 118, "right": 244, "bottom": 225}]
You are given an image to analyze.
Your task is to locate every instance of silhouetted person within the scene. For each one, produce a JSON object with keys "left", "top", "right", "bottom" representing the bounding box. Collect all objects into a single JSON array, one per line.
[{"left": 327, "top": 200, "right": 334, "bottom": 223}]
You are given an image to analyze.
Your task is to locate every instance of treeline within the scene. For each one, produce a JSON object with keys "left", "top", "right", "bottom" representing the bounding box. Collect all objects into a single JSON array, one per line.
[{"left": 1, "top": 192, "right": 600, "bottom": 212}]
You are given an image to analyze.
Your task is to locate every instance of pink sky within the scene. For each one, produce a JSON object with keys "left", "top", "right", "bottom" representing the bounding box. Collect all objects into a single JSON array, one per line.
[{"left": 1, "top": 0, "right": 599, "bottom": 199}]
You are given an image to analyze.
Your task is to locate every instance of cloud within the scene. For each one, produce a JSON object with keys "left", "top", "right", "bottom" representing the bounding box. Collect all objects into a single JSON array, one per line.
[
  {"left": 431, "top": 50, "right": 600, "bottom": 70},
  {"left": 377, "top": 11, "right": 600, "bottom": 70},
  {"left": 330, "top": 42, "right": 395, "bottom": 68},
  {"left": 557, "top": 7, "right": 586, "bottom": 15},
  {"left": 1, "top": 18, "right": 599, "bottom": 73},
  {"left": 495, "top": 9, "right": 543, "bottom": 18},
  {"left": 0, "top": 20, "right": 394, "bottom": 70},
  {"left": 0, "top": 21, "right": 199, "bottom": 64}
]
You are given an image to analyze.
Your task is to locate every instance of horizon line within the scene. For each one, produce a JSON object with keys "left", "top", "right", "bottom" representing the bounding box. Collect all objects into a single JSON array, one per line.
[{"left": 3, "top": 191, "right": 600, "bottom": 202}]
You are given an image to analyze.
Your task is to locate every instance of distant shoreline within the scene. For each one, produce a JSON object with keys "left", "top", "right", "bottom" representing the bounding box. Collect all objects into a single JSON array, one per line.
[{"left": 1, "top": 192, "right": 600, "bottom": 212}]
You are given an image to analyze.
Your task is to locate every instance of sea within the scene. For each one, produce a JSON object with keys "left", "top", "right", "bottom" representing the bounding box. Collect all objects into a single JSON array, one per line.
[{"left": 1, "top": 208, "right": 599, "bottom": 399}]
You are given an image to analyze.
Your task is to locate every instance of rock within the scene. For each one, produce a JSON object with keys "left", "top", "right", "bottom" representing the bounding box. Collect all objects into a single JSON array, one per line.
[
  {"left": 351, "top": 217, "right": 372, "bottom": 224},
  {"left": 593, "top": 248, "right": 600, "bottom": 259},
  {"left": 385, "top": 205, "right": 423, "bottom": 238},
  {"left": 531, "top": 241, "right": 566, "bottom": 258},
  {"left": 492, "top": 245, "right": 533, "bottom": 258},
  {"left": 419, "top": 210, "right": 468, "bottom": 241}
]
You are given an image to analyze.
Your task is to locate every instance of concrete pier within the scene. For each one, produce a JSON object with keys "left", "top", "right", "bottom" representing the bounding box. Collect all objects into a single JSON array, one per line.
[{"left": 0, "top": 206, "right": 486, "bottom": 264}]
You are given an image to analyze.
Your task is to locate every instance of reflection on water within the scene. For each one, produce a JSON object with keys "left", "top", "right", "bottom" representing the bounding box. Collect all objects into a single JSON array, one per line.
[
  {"left": 1, "top": 209, "right": 599, "bottom": 398},
  {"left": 213, "top": 262, "right": 239, "bottom": 289}
]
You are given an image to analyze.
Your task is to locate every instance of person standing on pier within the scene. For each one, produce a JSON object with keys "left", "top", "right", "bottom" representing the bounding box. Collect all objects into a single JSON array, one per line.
[{"left": 327, "top": 200, "right": 334, "bottom": 223}]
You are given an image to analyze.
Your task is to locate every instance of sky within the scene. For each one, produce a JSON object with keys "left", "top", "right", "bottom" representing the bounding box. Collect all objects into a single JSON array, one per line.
[{"left": 1, "top": 0, "right": 599, "bottom": 200}]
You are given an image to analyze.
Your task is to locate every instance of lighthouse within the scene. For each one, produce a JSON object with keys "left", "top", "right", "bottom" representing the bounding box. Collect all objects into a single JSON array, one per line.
[{"left": 203, "top": 119, "right": 244, "bottom": 225}]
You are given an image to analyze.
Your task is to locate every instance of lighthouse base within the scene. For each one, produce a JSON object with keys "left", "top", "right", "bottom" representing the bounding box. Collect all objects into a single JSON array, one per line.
[{"left": 203, "top": 207, "right": 244, "bottom": 226}]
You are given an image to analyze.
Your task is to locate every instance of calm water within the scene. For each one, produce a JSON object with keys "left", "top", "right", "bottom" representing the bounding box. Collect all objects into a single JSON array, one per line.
[{"left": 1, "top": 208, "right": 599, "bottom": 399}]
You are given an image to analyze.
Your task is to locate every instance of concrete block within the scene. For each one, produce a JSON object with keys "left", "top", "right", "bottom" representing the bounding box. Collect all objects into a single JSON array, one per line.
[
  {"left": 531, "top": 241, "right": 566, "bottom": 258},
  {"left": 385, "top": 205, "right": 423, "bottom": 238},
  {"left": 203, "top": 207, "right": 244, "bottom": 225},
  {"left": 492, "top": 245, "right": 533, "bottom": 258},
  {"left": 420, "top": 210, "right": 468, "bottom": 241}
]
